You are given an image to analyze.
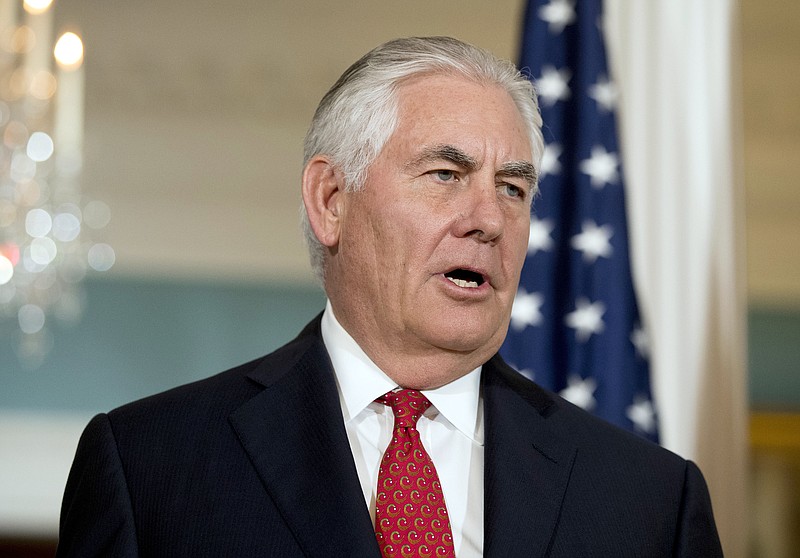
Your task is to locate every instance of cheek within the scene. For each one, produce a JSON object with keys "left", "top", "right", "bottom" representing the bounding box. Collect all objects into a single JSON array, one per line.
[
  {"left": 375, "top": 204, "right": 436, "bottom": 258},
  {"left": 507, "top": 216, "right": 532, "bottom": 259},
  {"left": 352, "top": 214, "right": 414, "bottom": 287}
]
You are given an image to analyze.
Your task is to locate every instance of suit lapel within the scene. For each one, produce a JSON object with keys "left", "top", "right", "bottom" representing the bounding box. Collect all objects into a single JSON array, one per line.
[
  {"left": 482, "top": 356, "right": 577, "bottom": 558},
  {"left": 229, "top": 321, "right": 380, "bottom": 558}
]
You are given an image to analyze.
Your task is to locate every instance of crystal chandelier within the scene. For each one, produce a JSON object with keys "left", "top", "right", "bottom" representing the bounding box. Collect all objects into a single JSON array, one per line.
[{"left": 0, "top": 0, "right": 113, "bottom": 363}]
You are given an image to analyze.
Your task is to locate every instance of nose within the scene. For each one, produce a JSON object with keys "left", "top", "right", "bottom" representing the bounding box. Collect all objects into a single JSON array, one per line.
[{"left": 453, "top": 181, "right": 504, "bottom": 243}]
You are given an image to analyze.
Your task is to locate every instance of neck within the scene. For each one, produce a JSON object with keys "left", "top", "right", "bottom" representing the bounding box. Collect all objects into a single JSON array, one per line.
[
  {"left": 341, "top": 320, "right": 496, "bottom": 390},
  {"left": 324, "top": 293, "right": 504, "bottom": 390}
]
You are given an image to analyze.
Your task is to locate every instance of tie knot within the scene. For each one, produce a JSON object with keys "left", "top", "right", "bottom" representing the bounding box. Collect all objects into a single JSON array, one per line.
[{"left": 377, "top": 389, "right": 431, "bottom": 428}]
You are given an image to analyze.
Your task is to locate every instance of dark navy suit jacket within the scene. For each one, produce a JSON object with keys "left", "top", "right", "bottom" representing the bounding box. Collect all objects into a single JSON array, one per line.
[{"left": 57, "top": 317, "right": 722, "bottom": 557}]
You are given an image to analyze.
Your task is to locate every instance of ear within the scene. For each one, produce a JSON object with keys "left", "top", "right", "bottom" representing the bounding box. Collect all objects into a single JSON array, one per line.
[{"left": 301, "top": 155, "right": 345, "bottom": 248}]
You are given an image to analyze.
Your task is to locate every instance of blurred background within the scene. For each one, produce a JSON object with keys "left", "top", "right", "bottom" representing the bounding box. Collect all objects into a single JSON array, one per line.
[{"left": 0, "top": 0, "right": 797, "bottom": 556}]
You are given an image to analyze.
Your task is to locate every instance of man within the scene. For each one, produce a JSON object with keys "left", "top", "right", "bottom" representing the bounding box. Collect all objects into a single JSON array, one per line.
[{"left": 58, "top": 37, "right": 722, "bottom": 557}]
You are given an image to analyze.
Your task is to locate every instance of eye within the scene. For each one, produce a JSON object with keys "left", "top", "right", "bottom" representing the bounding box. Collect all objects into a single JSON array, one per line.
[
  {"left": 500, "top": 183, "right": 526, "bottom": 200},
  {"left": 432, "top": 169, "right": 458, "bottom": 182}
]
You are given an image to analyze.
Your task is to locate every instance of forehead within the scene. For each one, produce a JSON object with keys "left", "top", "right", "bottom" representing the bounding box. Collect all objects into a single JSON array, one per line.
[{"left": 388, "top": 73, "right": 533, "bottom": 163}]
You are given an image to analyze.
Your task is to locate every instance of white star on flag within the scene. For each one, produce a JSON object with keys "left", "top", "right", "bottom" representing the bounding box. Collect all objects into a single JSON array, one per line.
[
  {"left": 514, "top": 366, "right": 536, "bottom": 382},
  {"left": 510, "top": 289, "right": 544, "bottom": 331},
  {"left": 571, "top": 220, "right": 613, "bottom": 263},
  {"left": 579, "top": 145, "right": 619, "bottom": 188},
  {"left": 560, "top": 374, "right": 597, "bottom": 410},
  {"left": 631, "top": 325, "right": 650, "bottom": 358},
  {"left": 588, "top": 75, "right": 618, "bottom": 112},
  {"left": 505, "top": 0, "right": 658, "bottom": 442},
  {"left": 529, "top": 218, "right": 555, "bottom": 254},
  {"left": 565, "top": 297, "right": 605, "bottom": 342},
  {"left": 537, "top": 0, "right": 576, "bottom": 34},
  {"left": 540, "top": 142, "right": 563, "bottom": 178},
  {"left": 536, "top": 66, "right": 571, "bottom": 107},
  {"left": 626, "top": 396, "right": 657, "bottom": 434}
]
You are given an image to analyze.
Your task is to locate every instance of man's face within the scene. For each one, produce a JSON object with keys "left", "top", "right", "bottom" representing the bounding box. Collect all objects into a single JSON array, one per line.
[{"left": 326, "top": 74, "right": 534, "bottom": 385}]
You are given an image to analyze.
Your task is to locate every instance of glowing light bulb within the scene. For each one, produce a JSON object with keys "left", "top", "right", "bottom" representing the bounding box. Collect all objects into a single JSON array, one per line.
[
  {"left": 0, "top": 254, "right": 13, "bottom": 285},
  {"left": 54, "top": 32, "right": 84, "bottom": 70},
  {"left": 23, "top": 0, "right": 54, "bottom": 15},
  {"left": 27, "top": 131, "right": 54, "bottom": 162}
]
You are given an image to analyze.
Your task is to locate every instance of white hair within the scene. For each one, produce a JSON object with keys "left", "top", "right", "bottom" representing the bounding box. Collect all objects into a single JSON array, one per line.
[{"left": 300, "top": 36, "right": 544, "bottom": 283}]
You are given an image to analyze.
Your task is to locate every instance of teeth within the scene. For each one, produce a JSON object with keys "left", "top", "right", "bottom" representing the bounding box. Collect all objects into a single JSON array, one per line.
[{"left": 447, "top": 277, "right": 479, "bottom": 288}]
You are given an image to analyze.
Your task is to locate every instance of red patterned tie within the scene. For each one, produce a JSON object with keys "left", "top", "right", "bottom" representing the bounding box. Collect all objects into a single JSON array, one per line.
[{"left": 374, "top": 389, "right": 456, "bottom": 558}]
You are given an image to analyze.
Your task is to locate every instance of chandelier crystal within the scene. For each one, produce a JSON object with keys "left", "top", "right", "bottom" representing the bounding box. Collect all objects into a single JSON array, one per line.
[{"left": 0, "top": 0, "right": 113, "bottom": 364}]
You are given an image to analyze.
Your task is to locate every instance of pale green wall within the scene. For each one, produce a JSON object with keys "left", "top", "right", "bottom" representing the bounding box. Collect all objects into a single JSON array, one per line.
[
  {"left": 0, "top": 277, "right": 326, "bottom": 413},
  {"left": 1, "top": 277, "right": 798, "bottom": 413},
  {"left": 748, "top": 308, "right": 800, "bottom": 411}
]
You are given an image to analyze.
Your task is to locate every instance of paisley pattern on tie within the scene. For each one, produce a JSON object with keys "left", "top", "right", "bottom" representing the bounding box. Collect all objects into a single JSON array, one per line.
[{"left": 374, "top": 389, "right": 455, "bottom": 558}]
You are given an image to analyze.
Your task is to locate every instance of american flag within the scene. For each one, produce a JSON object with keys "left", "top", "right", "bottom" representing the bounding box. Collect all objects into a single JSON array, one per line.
[{"left": 500, "top": 0, "right": 658, "bottom": 441}]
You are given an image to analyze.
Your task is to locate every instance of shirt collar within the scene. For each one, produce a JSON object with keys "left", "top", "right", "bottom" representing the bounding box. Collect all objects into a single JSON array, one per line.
[{"left": 321, "top": 300, "right": 484, "bottom": 445}]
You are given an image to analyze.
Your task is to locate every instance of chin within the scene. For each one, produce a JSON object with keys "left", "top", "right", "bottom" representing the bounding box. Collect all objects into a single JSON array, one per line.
[
  {"left": 432, "top": 327, "right": 505, "bottom": 357},
  {"left": 410, "top": 300, "right": 510, "bottom": 355}
]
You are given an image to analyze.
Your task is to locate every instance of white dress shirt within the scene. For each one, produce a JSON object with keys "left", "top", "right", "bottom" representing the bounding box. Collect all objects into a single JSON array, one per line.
[{"left": 321, "top": 301, "right": 484, "bottom": 557}]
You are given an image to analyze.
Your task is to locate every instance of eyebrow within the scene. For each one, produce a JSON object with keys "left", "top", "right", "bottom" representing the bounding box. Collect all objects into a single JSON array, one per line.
[
  {"left": 498, "top": 160, "right": 538, "bottom": 187},
  {"left": 409, "top": 144, "right": 538, "bottom": 187},
  {"left": 409, "top": 144, "right": 479, "bottom": 172}
]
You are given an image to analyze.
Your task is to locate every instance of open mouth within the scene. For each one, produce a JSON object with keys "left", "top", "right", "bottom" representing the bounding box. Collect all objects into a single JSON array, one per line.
[{"left": 444, "top": 269, "right": 485, "bottom": 289}]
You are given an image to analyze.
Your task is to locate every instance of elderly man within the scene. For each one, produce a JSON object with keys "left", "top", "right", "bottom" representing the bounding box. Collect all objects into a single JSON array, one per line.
[{"left": 57, "top": 37, "right": 722, "bottom": 557}]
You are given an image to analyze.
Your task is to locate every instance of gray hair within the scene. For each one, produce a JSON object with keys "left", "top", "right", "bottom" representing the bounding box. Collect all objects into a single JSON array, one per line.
[{"left": 300, "top": 36, "right": 544, "bottom": 283}]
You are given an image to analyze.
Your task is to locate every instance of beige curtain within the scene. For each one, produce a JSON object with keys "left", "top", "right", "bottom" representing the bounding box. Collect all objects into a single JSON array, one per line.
[{"left": 604, "top": 1, "right": 749, "bottom": 556}]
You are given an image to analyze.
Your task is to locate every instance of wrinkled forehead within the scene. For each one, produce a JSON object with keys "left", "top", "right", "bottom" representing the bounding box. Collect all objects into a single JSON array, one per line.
[{"left": 390, "top": 74, "right": 534, "bottom": 165}]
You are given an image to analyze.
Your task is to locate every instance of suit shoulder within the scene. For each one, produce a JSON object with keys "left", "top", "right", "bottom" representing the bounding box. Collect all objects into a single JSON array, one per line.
[
  {"left": 486, "top": 355, "right": 685, "bottom": 470},
  {"left": 554, "top": 394, "right": 684, "bottom": 467},
  {"left": 99, "top": 360, "right": 254, "bottom": 450},
  {"left": 107, "top": 320, "right": 322, "bottom": 428}
]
